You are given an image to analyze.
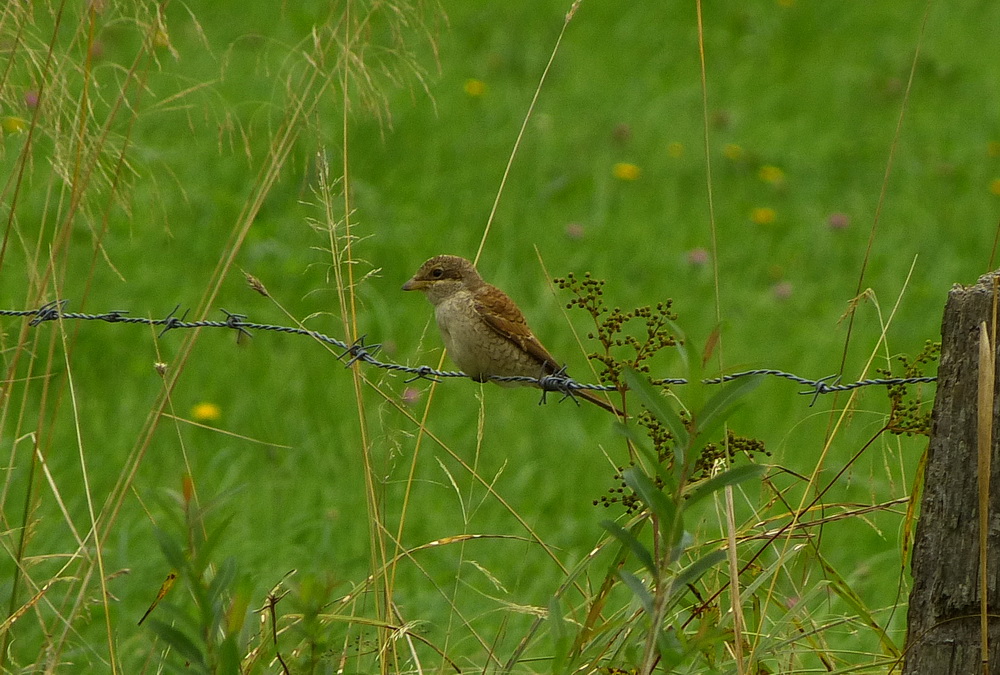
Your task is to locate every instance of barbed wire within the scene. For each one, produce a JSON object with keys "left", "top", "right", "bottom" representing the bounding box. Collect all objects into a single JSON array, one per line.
[{"left": 1, "top": 300, "right": 937, "bottom": 407}]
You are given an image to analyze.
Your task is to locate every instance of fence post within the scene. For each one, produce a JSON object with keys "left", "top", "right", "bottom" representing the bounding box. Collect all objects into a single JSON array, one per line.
[{"left": 904, "top": 271, "right": 1000, "bottom": 674}]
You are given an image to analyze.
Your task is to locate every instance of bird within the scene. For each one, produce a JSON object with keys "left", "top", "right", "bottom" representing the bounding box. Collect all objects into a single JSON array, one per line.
[{"left": 402, "top": 255, "right": 625, "bottom": 416}]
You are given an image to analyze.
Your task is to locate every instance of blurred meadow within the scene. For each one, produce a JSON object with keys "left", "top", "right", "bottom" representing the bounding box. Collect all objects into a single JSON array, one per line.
[{"left": 1, "top": 0, "right": 998, "bottom": 672}]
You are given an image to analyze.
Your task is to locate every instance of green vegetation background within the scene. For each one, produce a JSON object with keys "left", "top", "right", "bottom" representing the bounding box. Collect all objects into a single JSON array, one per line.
[{"left": 1, "top": 0, "right": 997, "bottom": 671}]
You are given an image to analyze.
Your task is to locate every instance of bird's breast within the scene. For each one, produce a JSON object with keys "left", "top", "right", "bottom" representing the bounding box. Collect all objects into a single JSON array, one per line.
[{"left": 434, "top": 293, "right": 543, "bottom": 385}]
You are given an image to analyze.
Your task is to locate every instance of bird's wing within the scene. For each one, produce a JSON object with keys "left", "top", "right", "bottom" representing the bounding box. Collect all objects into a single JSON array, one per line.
[
  {"left": 475, "top": 284, "right": 627, "bottom": 417},
  {"left": 474, "top": 286, "right": 562, "bottom": 372}
]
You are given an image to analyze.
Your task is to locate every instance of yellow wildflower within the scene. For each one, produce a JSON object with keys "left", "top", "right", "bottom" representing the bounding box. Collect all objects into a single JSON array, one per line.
[
  {"left": 758, "top": 165, "right": 785, "bottom": 185},
  {"left": 191, "top": 402, "right": 222, "bottom": 422},
  {"left": 723, "top": 143, "right": 744, "bottom": 161},
  {"left": 463, "top": 79, "right": 486, "bottom": 97},
  {"left": 612, "top": 162, "right": 641, "bottom": 181},
  {"left": 750, "top": 207, "right": 776, "bottom": 225},
  {"left": 1, "top": 117, "right": 27, "bottom": 133}
]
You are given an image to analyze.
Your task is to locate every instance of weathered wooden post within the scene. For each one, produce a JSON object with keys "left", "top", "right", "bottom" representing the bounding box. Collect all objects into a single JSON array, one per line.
[{"left": 904, "top": 271, "right": 999, "bottom": 674}]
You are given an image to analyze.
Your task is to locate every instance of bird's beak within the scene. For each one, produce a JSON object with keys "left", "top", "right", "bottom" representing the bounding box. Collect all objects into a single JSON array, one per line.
[{"left": 401, "top": 277, "right": 425, "bottom": 291}]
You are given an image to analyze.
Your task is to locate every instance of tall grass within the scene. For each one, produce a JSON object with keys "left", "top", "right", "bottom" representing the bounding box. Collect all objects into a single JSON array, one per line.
[{"left": 0, "top": 0, "right": 986, "bottom": 672}]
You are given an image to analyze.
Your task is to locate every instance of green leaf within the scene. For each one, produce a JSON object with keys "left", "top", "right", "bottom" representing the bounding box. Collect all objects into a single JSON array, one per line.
[
  {"left": 671, "top": 321, "right": 691, "bottom": 375},
  {"left": 623, "top": 467, "right": 683, "bottom": 548},
  {"left": 225, "top": 588, "right": 250, "bottom": 635},
  {"left": 672, "top": 550, "right": 727, "bottom": 590},
  {"left": 548, "top": 595, "right": 569, "bottom": 675},
  {"left": 624, "top": 368, "right": 688, "bottom": 450},
  {"left": 216, "top": 636, "right": 242, "bottom": 675},
  {"left": 154, "top": 527, "right": 187, "bottom": 573},
  {"left": 619, "top": 570, "right": 653, "bottom": 615},
  {"left": 601, "top": 520, "right": 656, "bottom": 576},
  {"left": 691, "top": 375, "right": 762, "bottom": 449},
  {"left": 656, "top": 626, "right": 684, "bottom": 669},
  {"left": 685, "top": 464, "right": 765, "bottom": 509},
  {"left": 193, "top": 513, "right": 236, "bottom": 572},
  {"left": 207, "top": 556, "right": 238, "bottom": 608},
  {"left": 668, "top": 321, "right": 699, "bottom": 379},
  {"left": 145, "top": 618, "right": 206, "bottom": 669},
  {"left": 617, "top": 423, "right": 678, "bottom": 492}
]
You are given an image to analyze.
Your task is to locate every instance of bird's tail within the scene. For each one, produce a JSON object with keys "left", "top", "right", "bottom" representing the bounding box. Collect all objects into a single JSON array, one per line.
[{"left": 576, "top": 388, "right": 628, "bottom": 418}]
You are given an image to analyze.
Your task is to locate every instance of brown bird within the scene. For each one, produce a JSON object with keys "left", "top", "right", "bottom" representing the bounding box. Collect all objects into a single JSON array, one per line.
[{"left": 402, "top": 255, "right": 625, "bottom": 416}]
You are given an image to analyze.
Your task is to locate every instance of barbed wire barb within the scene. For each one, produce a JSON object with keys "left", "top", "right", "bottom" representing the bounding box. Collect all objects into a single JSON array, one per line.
[
  {"left": 340, "top": 336, "right": 382, "bottom": 368},
  {"left": 220, "top": 310, "right": 253, "bottom": 340},
  {"left": 27, "top": 299, "right": 68, "bottom": 326},
  {"left": 802, "top": 374, "right": 841, "bottom": 406},
  {"left": 1, "top": 300, "right": 939, "bottom": 406},
  {"left": 157, "top": 306, "right": 190, "bottom": 338},
  {"left": 404, "top": 366, "right": 443, "bottom": 383},
  {"left": 536, "top": 366, "right": 584, "bottom": 408}
]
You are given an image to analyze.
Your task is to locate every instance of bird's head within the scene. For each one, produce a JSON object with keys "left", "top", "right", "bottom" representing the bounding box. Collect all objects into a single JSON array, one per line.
[{"left": 402, "top": 255, "right": 485, "bottom": 305}]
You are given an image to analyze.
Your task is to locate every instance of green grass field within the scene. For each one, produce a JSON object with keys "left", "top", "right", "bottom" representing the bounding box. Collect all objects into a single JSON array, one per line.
[{"left": 1, "top": 0, "right": 996, "bottom": 672}]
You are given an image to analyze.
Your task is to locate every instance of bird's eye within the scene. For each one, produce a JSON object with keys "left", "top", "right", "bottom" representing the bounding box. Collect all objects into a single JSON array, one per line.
[{"left": 431, "top": 267, "right": 444, "bottom": 278}]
